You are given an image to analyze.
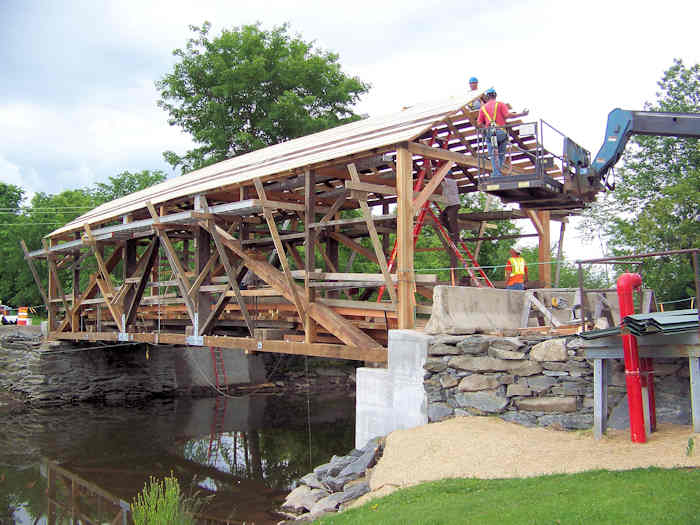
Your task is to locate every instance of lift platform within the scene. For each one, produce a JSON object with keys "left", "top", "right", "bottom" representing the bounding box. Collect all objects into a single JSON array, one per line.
[{"left": 476, "top": 120, "right": 597, "bottom": 210}]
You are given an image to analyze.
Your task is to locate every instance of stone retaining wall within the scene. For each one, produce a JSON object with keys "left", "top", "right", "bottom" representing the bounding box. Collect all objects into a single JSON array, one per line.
[
  {"left": 0, "top": 340, "right": 265, "bottom": 406},
  {"left": 424, "top": 333, "right": 691, "bottom": 430}
]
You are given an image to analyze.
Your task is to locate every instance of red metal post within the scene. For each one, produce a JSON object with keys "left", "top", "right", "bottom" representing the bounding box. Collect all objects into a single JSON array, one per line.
[{"left": 616, "top": 272, "right": 646, "bottom": 443}]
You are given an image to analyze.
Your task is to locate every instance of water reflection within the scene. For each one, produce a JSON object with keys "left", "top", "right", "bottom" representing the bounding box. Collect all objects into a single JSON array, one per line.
[{"left": 0, "top": 394, "right": 354, "bottom": 524}]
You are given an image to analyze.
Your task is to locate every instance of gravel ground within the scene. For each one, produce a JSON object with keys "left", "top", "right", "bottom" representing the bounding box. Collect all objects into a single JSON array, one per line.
[{"left": 351, "top": 416, "right": 700, "bottom": 507}]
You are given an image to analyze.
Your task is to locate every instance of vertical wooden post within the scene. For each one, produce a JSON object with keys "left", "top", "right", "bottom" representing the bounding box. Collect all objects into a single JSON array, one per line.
[
  {"left": 47, "top": 239, "right": 57, "bottom": 331},
  {"left": 122, "top": 239, "right": 138, "bottom": 327},
  {"left": 194, "top": 195, "right": 214, "bottom": 331},
  {"left": 381, "top": 201, "right": 390, "bottom": 254},
  {"left": 537, "top": 210, "right": 551, "bottom": 288},
  {"left": 554, "top": 219, "right": 566, "bottom": 288},
  {"left": 396, "top": 145, "right": 415, "bottom": 329},
  {"left": 72, "top": 249, "right": 80, "bottom": 332},
  {"left": 304, "top": 169, "right": 317, "bottom": 344}
]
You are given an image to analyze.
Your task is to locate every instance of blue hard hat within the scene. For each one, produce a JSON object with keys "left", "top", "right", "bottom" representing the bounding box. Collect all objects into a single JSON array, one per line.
[
  {"left": 485, "top": 88, "right": 496, "bottom": 95},
  {"left": 469, "top": 76, "right": 478, "bottom": 83}
]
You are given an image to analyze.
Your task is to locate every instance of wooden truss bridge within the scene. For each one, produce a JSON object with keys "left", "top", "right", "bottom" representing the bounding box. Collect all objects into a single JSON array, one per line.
[{"left": 24, "top": 93, "right": 598, "bottom": 362}]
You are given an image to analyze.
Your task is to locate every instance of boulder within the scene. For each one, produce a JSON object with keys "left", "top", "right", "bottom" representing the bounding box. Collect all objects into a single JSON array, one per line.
[
  {"left": 458, "top": 374, "right": 503, "bottom": 392},
  {"left": 506, "top": 360, "right": 543, "bottom": 376},
  {"left": 516, "top": 396, "right": 577, "bottom": 413},
  {"left": 439, "top": 374, "right": 459, "bottom": 389},
  {"left": 455, "top": 390, "right": 508, "bottom": 413},
  {"left": 310, "top": 482, "right": 370, "bottom": 514},
  {"left": 526, "top": 375, "right": 557, "bottom": 393},
  {"left": 429, "top": 343, "right": 463, "bottom": 356},
  {"left": 428, "top": 402, "right": 454, "bottom": 422},
  {"left": 457, "top": 335, "right": 496, "bottom": 355},
  {"left": 538, "top": 413, "right": 593, "bottom": 430},
  {"left": 448, "top": 356, "right": 510, "bottom": 372},
  {"left": 530, "top": 339, "right": 567, "bottom": 362},
  {"left": 300, "top": 472, "right": 324, "bottom": 490},
  {"left": 282, "top": 485, "right": 329, "bottom": 513},
  {"left": 488, "top": 347, "right": 526, "bottom": 360},
  {"left": 506, "top": 383, "right": 532, "bottom": 397},
  {"left": 489, "top": 337, "right": 525, "bottom": 351},
  {"left": 424, "top": 358, "right": 447, "bottom": 373},
  {"left": 500, "top": 411, "right": 538, "bottom": 427}
]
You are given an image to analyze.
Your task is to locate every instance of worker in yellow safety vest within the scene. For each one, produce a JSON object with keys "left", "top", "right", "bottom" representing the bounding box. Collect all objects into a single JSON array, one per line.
[{"left": 505, "top": 247, "right": 528, "bottom": 290}]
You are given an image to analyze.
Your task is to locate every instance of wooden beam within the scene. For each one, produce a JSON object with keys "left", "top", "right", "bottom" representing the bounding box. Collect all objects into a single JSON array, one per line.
[
  {"left": 203, "top": 223, "right": 382, "bottom": 349},
  {"left": 328, "top": 232, "right": 379, "bottom": 265},
  {"left": 412, "top": 160, "right": 455, "bottom": 213},
  {"left": 44, "top": 242, "right": 74, "bottom": 331},
  {"left": 538, "top": 210, "right": 552, "bottom": 288},
  {"left": 54, "top": 331, "right": 387, "bottom": 362},
  {"left": 304, "top": 169, "right": 318, "bottom": 344},
  {"left": 95, "top": 278, "right": 124, "bottom": 331},
  {"left": 124, "top": 238, "right": 159, "bottom": 328},
  {"left": 347, "top": 163, "right": 397, "bottom": 305},
  {"left": 318, "top": 188, "right": 349, "bottom": 223},
  {"left": 396, "top": 145, "right": 415, "bottom": 328},
  {"left": 83, "top": 224, "right": 116, "bottom": 298},
  {"left": 254, "top": 178, "right": 306, "bottom": 323}
]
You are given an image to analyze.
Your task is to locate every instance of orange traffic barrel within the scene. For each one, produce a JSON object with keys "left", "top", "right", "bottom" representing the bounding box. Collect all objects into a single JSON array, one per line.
[{"left": 17, "top": 307, "right": 30, "bottom": 326}]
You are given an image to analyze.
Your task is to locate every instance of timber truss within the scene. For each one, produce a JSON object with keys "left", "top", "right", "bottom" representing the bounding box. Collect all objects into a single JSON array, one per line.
[{"left": 24, "top": 95, "right": 588, "bottom": 362}]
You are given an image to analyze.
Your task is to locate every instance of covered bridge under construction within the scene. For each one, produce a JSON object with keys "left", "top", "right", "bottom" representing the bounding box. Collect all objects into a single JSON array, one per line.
[{"left": 24, "top": 92, "right": 598, "bottom": 362}]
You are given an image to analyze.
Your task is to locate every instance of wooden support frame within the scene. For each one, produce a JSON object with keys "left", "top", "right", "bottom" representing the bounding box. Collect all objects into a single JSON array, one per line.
[
  {"left": 253, "top": 178, "right": 306, "bottom": 323},
  {"left": 304, "top": 169, "right": 318, "bottom": 344},
  {"left": 347, "top": 163, "right": 397, "bottom": 305},
  {"left": 146, "top": 201, "right": 197, "bottom": 328},
  {"left": 123, "top": 237, "right": 159, "bottom": 329},
  {"left": 203, "top": 214, "right": 255, "bottom": 337}
]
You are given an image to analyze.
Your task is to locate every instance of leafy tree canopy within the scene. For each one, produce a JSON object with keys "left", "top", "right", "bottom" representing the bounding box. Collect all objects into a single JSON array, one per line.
[
  {"left": 157, "top": 22, "right": 370, "bottom": 173},
  {"left": 580, "top": 59, "right": 699, "bottom": 303},
  {"left": 91, "top": 170, "right": 166, "bottom": 203}
]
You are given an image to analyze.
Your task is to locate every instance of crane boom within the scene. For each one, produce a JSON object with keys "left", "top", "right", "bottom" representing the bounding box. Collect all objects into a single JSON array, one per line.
[{"left": 585, "top": 109, "right": 700, "bottom": 182}]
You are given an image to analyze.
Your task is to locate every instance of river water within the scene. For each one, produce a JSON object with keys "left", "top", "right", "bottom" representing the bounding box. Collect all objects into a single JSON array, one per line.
[{"left": 0, "top": 393, "right": 355, "bottom": 524}]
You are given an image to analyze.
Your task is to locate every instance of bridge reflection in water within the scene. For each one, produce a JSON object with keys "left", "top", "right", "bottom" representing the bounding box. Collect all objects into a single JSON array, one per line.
[{"left": 6, "top": 394, "right": 354, "bottom": 524}]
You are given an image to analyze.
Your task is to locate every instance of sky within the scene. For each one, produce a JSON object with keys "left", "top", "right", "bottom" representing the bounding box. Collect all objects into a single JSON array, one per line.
[{"left": 1, "top": 0, "right": 698, "bottom": 261}]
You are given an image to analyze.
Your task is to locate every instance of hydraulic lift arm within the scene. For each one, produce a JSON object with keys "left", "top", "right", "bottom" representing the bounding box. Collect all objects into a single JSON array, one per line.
[{"left": 585, "top": 109, "right": 700, "bottom": 183}]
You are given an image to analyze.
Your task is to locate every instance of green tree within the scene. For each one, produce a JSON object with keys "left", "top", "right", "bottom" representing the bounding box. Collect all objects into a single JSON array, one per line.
[
  {"left": 157, "top": 22, "right": 370, "bottom": 172},
  {"left": 580, "top": 59, "right": 700, "bottom": 303},
  {"left": 91, "top": 170, "right": 167, "bottom": 203}
]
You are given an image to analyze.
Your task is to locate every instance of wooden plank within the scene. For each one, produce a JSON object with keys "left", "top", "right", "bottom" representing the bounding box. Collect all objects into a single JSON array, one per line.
[
  {"left": 538, "top": 210, "right": 551, "bottom": 287},
  {"left": 203, "top": 223, "right": 383, "bottom": 349},
  {"left": 412, "top": 160, "right": 455, "bottom": 214},
  {"left": 347, "top": 163, "right": 397, "bottom": 305},
  {"left": 254, "top": 178, "right": 306, "bottom": 323},
  {"left": 528, "top": 293, "right": 561, "bottom": 327},
  {"left": 396, "top": 145, "right": 415, "bottom": 328}
]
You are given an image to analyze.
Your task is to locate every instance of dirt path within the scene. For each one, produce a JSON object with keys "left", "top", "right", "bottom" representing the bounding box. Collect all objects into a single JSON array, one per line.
[{"left": 352, "top": 416, "right": 700, "bottom": 506}]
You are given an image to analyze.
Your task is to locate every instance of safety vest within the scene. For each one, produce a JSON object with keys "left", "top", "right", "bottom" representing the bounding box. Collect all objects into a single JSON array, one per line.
[
  {"left": 508, "top": 256, "right": 526, "bottom": 276},
  {"left": 481, "top": 102, "right": 499, "bottom": 126}
]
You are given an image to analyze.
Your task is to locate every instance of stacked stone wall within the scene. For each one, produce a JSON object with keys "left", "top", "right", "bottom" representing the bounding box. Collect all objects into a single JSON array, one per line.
[{"left": 424, "top": 333, "right": 691, "bottom": 430}]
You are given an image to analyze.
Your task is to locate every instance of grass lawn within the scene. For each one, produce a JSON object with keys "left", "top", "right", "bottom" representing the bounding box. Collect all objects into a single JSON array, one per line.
[{"left": 314, "top": 468, "right": 700, "bottom": 524}]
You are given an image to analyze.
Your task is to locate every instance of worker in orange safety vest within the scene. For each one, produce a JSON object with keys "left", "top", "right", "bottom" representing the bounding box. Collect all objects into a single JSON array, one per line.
[{"left": 505, "top": 247, "right": 528, "bottom": 290}]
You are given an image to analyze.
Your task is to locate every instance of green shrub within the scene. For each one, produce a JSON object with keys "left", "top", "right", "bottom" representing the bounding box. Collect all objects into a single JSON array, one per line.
[{"left": 131, "top": 476, "right": 194, "bottom": 525}]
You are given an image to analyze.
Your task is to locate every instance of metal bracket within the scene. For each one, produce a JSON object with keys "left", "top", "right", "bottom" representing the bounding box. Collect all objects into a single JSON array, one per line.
[{"left": 186, "top": 335, "right": 204, "bottom": 346}]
